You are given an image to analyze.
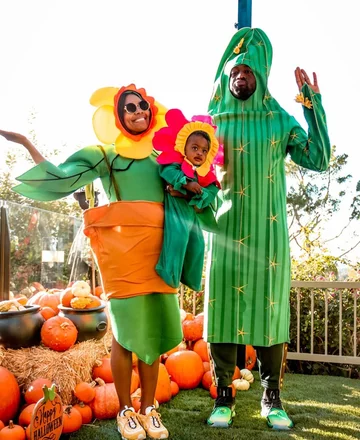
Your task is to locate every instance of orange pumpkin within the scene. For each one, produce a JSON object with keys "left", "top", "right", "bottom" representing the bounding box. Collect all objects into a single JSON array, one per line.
[
  {"left": 232, "top": 366, "right": 241, "bottom": 380},
  {"left": 62, "top": 406, "right": 82, "bottom": 434},
  {"left": 73, "top": 402, "right": 93, "bottom": 425},
  {"left": 201, "top": 370, "right": 213, "bottom": 390},
  {"left": 245, "top": 345, "right": 257, "bottom": 370},
  {"left": 170, "top": 380, "right": 179, "bottom": 397},
  {"left": 203, "top": 361, "right": 210, "bottom": 372},
  {"left": 39, "top": 306, "right": 57, "bottom": 321},
  {"left": 24, "top": 378, "right": 53, "bottom": 405},
  {"left": 40, "top": 316, "right": 78, "bottom": 351},
  {"left": 28, "top": 289, "right": 60, "bottom": 313},
  {"left": 182, "top": 318, "right": 203, "bottom": 342},
  {"left": 154, "top": 364, "right": 172, "bottom": 404},
  {"left": 89, "top": 379, "right": 120, "bottom": 420},
  {"left": 92, "top": 356, "right": 113, "bottom": 383},
  {"left": 193, "top": 338, "right": 210, "bottom": 362},
  {"left": 0, "top": 420, "right": 25, "bottom": 440},
  {"left": 165, "top": 351, "right": 204, "bottom": 389},
  {"left": 60, "top": 288, "right": 74, "bottom": 307},
  {"left": 74, "top": 381, "right": 96, "bottom": 403},
  {"left": 0, "top": 367, "right": 21, "bottom": 424},
  {"left": 94, "top": 286, "right": 103, "bottom": 298},
  {"left": 18, "top": 404, "right": 36, "bottom": 427}
]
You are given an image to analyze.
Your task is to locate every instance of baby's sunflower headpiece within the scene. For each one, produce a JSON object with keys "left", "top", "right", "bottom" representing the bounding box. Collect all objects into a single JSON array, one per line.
[
  {"left": 89, "top": 84, "right": 167, "bottom": 159},
  {"left": 153, "top": 109, "right": 219, "bottom": 177}
]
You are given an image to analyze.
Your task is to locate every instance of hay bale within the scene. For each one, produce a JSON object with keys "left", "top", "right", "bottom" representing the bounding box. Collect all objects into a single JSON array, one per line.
[{"left": 0, "top": 331, "right": 112, "bottom": 405}]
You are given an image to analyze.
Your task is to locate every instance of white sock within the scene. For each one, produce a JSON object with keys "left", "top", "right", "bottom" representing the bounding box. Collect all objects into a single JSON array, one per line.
[
  {"left": 120, "top": 406, "right": 135, "bottom": 417},
  {"left": 145, "top": 405, "right": 155, "bottom": 415}
]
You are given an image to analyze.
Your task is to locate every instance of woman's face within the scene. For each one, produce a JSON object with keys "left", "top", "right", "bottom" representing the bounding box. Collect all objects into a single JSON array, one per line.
[{"left": 123, "top": 94, "right": 151, "bottom": 133}]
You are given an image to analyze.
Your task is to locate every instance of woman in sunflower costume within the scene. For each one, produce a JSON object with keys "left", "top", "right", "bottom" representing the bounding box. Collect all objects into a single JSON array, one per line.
[
  {"left": 0, "top": 84, "right": 182, "bottom": 440},
  {"left": 153, "top": 109, "right": 220, "bottom": 291}
]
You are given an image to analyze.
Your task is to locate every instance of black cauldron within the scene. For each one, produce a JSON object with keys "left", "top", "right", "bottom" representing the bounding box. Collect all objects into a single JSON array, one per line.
[
  {"left": 0, "top": 305, "right": 45, "bottom": 349},
  {"left": 58, "top": 302, "right": 108, "bottom": 342}
]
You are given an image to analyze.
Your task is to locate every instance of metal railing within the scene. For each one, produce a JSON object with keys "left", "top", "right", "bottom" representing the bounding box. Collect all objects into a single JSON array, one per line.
[{"left": 288, "top": 280, "right": 359, "bottom": 365}]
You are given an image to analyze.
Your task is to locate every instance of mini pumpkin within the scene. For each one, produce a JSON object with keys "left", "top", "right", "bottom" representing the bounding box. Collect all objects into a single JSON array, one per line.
[
  {"left": 232, "top": 378, "right": 250, "bottom": 391},
  {"left": 71, "top": 281, "right": 91, "bottom": 298},
  {"left": 240, "top": 368, "right": 254, "bottom": 383}
]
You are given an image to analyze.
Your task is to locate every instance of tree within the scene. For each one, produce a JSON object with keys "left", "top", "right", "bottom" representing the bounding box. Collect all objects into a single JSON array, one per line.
[{"left": 286, "top": 145, "right": 360, "bottom": 262}]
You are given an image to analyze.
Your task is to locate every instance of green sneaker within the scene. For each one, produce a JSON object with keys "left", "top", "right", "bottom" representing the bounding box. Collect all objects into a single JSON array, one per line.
[
  {"left": 261, "top": 389, "right": 294, "bottom": 430},
  {"left": 207, "top": 387, "right": 235, "bottom": 428}
]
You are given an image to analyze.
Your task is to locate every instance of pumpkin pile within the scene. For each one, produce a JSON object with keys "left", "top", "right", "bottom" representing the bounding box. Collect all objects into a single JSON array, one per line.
[{"left": 161, "top": 309, "right": 257, "bottom": 400}]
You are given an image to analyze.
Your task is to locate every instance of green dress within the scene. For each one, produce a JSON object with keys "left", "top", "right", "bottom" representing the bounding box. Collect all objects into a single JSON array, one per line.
[
  {"left": 13, "top": 144, "right": 183, "bottom": 364},
  {"left": 205, "top": 28, "right": 331, "bottom": 347}
]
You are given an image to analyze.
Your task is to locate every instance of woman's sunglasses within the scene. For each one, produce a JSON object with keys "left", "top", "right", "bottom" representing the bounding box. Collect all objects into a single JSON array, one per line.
[{"left": 124, "top": 100, "right": 150, "bottom": 114}]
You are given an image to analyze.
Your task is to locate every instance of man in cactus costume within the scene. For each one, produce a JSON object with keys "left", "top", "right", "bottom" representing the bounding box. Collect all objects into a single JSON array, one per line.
[{"left": 204, "top": 27, "right": 330, "bottom": 430}]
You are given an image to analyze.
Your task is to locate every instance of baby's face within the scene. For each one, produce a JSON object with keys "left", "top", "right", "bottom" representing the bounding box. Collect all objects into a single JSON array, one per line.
[{"left": 184, "top": 134, "right": 209, "bottom": 167}]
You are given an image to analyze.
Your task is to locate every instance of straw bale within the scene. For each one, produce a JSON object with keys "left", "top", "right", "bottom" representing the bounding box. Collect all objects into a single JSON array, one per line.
[{"left": 0, "top": 331, "right": 112, "bottom": 405}]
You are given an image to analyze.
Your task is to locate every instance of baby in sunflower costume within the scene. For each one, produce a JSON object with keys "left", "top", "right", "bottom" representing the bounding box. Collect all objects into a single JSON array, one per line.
[{"left": 153, "top": 109, "right": 221, "bottom": 292}]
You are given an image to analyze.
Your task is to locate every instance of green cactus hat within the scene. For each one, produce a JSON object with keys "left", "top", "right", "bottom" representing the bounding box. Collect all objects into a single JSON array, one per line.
[{"left": 208, "top": 28, "right": 275, "bottom": 115}]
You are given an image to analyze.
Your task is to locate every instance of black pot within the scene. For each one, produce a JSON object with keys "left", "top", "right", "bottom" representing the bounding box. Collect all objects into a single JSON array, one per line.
[
  {"left": 58, "top": 302, "right": 108, "bottom": 342},
  {"left": 0, "top": 305, "right": 45, "bottom": 349}
]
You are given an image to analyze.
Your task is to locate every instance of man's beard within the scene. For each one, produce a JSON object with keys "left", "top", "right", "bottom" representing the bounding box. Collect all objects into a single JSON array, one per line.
[{"left": 230, "top": 84, "right": 254, "bottom": 101}]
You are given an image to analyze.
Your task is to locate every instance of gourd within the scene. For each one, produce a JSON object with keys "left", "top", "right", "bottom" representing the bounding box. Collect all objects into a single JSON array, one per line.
[
  {"left": 232, "top": 378, "right": 250, "bottom": 391},
  {"left": 240, "top": 368, "right": 254, "bottom": 383},
  {"left": 62, "top": 406, "right": 83, "bottom": 434},
  {"left": 71, "top": 281, "right": 91, "bottom": 298},
  {"left": 74, "top": 381, "right": 96, "bottom": 403}
]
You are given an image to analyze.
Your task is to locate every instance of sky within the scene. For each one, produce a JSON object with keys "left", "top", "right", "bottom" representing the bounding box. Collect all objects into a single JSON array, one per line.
[{"left": 0, "top": 0, "right": 359, "bottom": 262}]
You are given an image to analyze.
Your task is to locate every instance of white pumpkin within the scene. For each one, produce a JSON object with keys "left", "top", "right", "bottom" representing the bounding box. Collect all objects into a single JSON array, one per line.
[
  {"left": 71, "top": 280, "right": 91, "bottom": 297},
  {"left": 232, "top": 378, "right": 250, "bottom": 391},
  {"left": 240, "top": 368, "right": 254, "bottom": 383},
  {"left": 179, "top": 308, "right": 187, "bottom": 322}
]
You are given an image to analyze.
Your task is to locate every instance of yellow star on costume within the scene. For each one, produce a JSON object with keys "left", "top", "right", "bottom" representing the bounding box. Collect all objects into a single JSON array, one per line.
[
  {"left": 266, "top": 110, "right": 274, "bottom": 118},
  {"left": 268, "top": 214, "right": 278, "bottom": 223},
  {"left": 264, "top": 94, "right": 272, "bottom": 101},
  {"left": 266, "top": 294, "right": 278, "bottom": 311},
  {"left": 234, "top": 235, "right": 250, "bottom": 247},
  {"left": 234, "top": 142, "right": 249, "bottom": 153},
  {"left": 267, "top": 173, "right": 274, "bottom": 183},
  {"left": 268, "top": 255, "right": 280, "bottom": 271},
  {"left": 269, "top": 138, "right": 280, "bottom": 148},
  {"left": 237, "top": 327, "right": 249, "bottom": 338},
  {"left": 208, "top": 299, "right": 216, "bottom": 309},
  {"left": 265, "top": 334, "right": 275, "bottom": 345},
  {"left": 290, "top": 133, "right": 298, "bottom": 141},
  {"left": 214, "top": 94, "right": 221, "bottom": 102},
  {"left": 235, "top": 185, "right": 250, "bottom": 197},
  {"left": 233, "top": 285, "right": 247, "bottom": 294}
]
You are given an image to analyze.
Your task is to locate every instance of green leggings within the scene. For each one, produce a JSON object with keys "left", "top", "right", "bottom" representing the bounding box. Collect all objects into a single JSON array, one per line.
[{"left": 210, "top": 343, "right": 286, "bottom": 389}]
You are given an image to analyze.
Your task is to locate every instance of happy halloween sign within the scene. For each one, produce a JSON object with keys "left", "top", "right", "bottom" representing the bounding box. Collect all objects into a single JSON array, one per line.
[{"left": 30, "top": 384, "right": 63, "bottom": 440}]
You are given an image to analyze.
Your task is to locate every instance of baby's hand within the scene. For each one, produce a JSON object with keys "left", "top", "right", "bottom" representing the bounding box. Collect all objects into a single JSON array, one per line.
[{"left": 184, "top": 181, "right": 203, "bottom": 194}]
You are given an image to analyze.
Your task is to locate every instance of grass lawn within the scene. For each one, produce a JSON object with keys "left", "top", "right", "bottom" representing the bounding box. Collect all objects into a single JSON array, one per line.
[{"left": 65, "top": 372, "right": 360, "bottom": 440}]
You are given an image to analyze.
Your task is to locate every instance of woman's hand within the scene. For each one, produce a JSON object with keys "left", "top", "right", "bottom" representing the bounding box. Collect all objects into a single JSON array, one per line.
[
  {"left": 0, "top": 129, "right": 46, "bottom": 164},
  {"left": 295, "top": 67, "right": 320, "bottom": 94},
  {"left": 0, "top": 129, "right": 30, "bottom": 145}
]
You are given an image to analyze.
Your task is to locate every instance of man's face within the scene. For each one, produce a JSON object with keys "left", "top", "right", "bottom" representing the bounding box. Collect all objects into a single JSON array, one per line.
[{"left": 229, "top": 64, "right": 256, "bottom": 100}]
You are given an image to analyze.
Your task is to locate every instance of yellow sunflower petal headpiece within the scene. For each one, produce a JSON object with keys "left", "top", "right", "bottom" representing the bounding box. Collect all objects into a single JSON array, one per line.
[
  {"left": 89, "top": 84, "right": 167, "bottom": 159},
  {"left": 175, "top": 120, "right": 219, "bottom": 177}
]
